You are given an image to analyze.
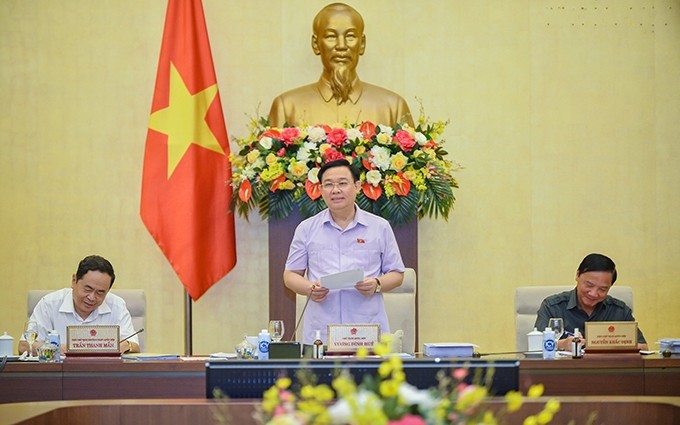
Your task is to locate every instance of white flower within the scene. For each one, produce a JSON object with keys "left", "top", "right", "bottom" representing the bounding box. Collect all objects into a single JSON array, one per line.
[
  {"left": 259, "top": 136, "right": 273, "bottom": 150},
  {"left": 251, "top": 157, "right": 265, "bottom": 170},
  {"left": 369, "top": 145, "right": 391, "bottom": 171},
  {"left": 327, "top": 390, "right": 383, "bottom": 425},
  {"left": 307, "top": 126, "right": 327, "bottom": 144},
  {"left": 346, "top": 128, "right": 363, "bottom": 142},
  {"left": 366, "top": 169, "right": 382, "bottom": 186},
  {"left": 307, "top": 167, "right": 320, "bottom": 184},
  {"left": 242, "top": 165, "right": 257, "bottom": 180},
  {"left": 377, "top": 124, "right": 394, "bottom": 137},
  {"left": 415, "top": 132, "right": 428, "bottom": 146},
  {"left": 398, "top": 382, "right": 439, "bottom": 411},
  {"left": 296, "top": 147, "right": 311, "bottom": 162}
]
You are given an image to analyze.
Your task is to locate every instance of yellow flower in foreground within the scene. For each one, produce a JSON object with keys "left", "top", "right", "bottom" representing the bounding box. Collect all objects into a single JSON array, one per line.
[
  {"left": 481, "top": 410, "right": 498, "bottom": 424},
  {"left": 523, "top": 415, "right": 538, "bottom": 425},
  {"left": 379, "top": 379, "right": 400, "bottom": 398},
  {"left": 276, "top": 377, "right": 291, "bottom": 389},
  {"left": 262, "top": 385, "right": 280, "bottom": 413},
  {"left": 455, "top": 386, "right": 487, "bottom": 411},
  {"left": 356, "top": 347, "right": 369, "bottom": 359},
  {"left": 536, "top": 410, "right": 554, "bottom": 424},
  {"left": 527, "top": 384, "right": 544, "bottom": 398},
  {"left": 332, "top": 374, "right": 357, "bottom": 398},
  {"left": 504, "top": 390, "right": 523, "bottom": 413},
  {"left": 544, "top": 398, "right": 560, "bottom": 414}
]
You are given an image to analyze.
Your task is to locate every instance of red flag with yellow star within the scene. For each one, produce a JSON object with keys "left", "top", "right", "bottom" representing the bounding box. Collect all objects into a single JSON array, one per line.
[{"left": 141, "top": 0, "right": 236, "bottom": 301}]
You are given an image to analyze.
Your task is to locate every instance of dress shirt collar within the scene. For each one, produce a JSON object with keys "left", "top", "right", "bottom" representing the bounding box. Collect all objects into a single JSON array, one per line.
[
  {"left": 568, "top": 288, "right": 609, "bottom": 315},
  {"left": 59, "top": 288, "right": 112, "bottom": 321},
  {"left": 316, "top": 76, "right": 363, "bottom": 104},
  {"left": 321, "top": 204, "right": 368, "bottom": 231}
]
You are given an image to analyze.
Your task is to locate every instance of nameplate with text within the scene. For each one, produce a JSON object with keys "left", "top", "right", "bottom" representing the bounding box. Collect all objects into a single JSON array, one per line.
[
  {"left": 327, "top": 324, "right": 380, "bottom": 353},
  {"left": 66, "top": 325, "right": 120, "bottom": 355},
  {"left": 585, "top": 321, "right": 638, "bottom": 352}
]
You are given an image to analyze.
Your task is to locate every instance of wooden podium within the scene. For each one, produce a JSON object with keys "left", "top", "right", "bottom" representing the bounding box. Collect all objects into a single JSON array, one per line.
[{"left": 268, "top": 210, "right": 418, "bottom": 341}]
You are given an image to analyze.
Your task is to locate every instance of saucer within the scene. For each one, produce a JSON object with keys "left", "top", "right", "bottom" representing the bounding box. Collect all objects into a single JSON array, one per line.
[{"left": 523, "top": 351, "right": 543, "bottom": 359}]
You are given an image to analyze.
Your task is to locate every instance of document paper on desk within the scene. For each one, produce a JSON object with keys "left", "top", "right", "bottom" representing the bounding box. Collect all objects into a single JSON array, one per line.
[{"left": 320, "top": 269, "right": 364, "bottom": 290}]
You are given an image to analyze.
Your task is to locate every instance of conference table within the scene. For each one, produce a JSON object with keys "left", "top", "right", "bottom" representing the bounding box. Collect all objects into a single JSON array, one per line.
[{"left": 1, "top": 354, "right": 678, "bottom": 404}]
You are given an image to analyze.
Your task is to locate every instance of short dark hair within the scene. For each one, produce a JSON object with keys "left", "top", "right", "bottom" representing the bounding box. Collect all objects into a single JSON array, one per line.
[
  {"left": 75, "top": 255, "right": 116, "bottom": 287},
  {"left": 318, "top": 159, "right": 360, "bottom": 182},
  {"left": 577, "top": 253, "right": 617, "bottom": 284}
]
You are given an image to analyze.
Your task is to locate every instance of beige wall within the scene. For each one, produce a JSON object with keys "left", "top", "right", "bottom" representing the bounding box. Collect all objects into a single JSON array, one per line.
[{"left": 1, "top": 0, "right": 678, "bottom": 355}]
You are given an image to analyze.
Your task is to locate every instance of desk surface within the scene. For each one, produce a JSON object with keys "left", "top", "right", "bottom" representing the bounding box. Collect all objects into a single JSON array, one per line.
[
  {"left": 1, "top": 354, "right": 678, "bottom": 404},
  {"left": 2, "top": 396, "right": 680, "bottom": 425}
]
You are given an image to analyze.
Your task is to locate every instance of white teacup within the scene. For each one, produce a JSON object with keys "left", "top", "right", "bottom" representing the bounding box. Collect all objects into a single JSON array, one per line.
[{"left": 0, "top": 332, "right": 13, "bottom": 356}]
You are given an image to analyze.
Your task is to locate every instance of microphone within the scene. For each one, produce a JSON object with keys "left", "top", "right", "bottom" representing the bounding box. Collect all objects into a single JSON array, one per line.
[
  {"left": 120, "top": 328, "right": 145, "bottom": 343},
  {"left": 473, "top": 350, "right": 541, "bottom": 358},
  {"left": 289, "top": 284, "right": 318, "bottom": 342}
]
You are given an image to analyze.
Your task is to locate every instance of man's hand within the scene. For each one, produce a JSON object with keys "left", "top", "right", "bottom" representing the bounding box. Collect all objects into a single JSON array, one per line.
[
  {"left": 355, "top": 278, "right": 378, "bottom": 297},
  {"left": 310, "top": 283, "right": 329, "bottom": 302}
]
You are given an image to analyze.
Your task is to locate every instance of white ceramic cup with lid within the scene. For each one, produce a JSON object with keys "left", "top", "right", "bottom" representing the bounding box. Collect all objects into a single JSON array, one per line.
[{"left": 0, "top": 332, "right": 14, "bottom": 356}]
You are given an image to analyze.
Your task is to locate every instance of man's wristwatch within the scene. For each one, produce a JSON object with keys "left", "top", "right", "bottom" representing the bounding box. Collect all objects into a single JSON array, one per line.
[{"left": 374, "top": 278, "right": 382, "bottom": 293}]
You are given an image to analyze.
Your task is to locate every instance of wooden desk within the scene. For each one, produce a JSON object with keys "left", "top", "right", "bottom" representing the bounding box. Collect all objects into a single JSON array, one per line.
[
  {"left": 0, "top": 359, "right": 205, "bottom": 404},
  {"left": 1, "top": 397, "right": 680, "bottom": 425},
  {"left": 1, "top": 355, "right": 678, "bottom": 404},
  {"left": 519, "top": 355, "right": 645, "bottom": 396},
  {"left": 644, "top": 356, "right": 680, "bottom": 396}
]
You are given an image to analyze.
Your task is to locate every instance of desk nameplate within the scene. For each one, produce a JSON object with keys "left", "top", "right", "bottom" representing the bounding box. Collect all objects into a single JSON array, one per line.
[
  {"left": 327, "top": 324, "right": 380, "bottom": 353},
  {"left": 66, "top": 325, "right": 120, "bottom": 356},
  {"left": 585, "top": 321, "right": 638, "bottom": 352}
]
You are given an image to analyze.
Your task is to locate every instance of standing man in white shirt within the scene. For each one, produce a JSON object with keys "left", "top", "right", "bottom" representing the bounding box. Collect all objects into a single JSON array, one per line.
[{"left": 19, "top": 255, "right": 139, "bottom": 355}]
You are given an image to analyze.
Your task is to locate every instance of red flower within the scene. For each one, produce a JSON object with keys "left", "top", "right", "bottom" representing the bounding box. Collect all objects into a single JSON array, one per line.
[
  {"left": 361, "top": 157, "right": 375, "bottom": 171},
  {"left": 388, "top": 415, "right": 427, "bottom": 425},
  {"left": 261, "top": 129, "right": 281, "bottom": 139},
  {"left": 391, "top": 172, "right": 411, "bottom": 196},
  {"left": 305, "top": 180, "right": 321, "bottom": 200},
  {"left": 324, "top": 148, "right": 345, "bottom": 162},
  {"left": 360, "top": 121, "right": 377, "bottom": 139},
  {"left": 394, "top": 129, "right": 416, "bottom": 152},
  {"left": 362, "top": 182, "right": 382, "bottom": 200},
  {"left": 277, "top": 147, "right": 286, "bottom": 157},
  {"left": 280, "top": 127, "right": 300, "bottom": 146},
  {"left": 269, "top": 174, "right": 286, "bottom": 192},
  {"left": 238, "top": 179, "right": 252, "bottom": 203},
  {"left": 326, "top": 128, "right": 347, "bottom": 147}
]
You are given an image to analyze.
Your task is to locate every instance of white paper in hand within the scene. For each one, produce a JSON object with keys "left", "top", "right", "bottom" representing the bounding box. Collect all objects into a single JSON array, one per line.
[{"left": 320, "top": 269, "right": 364, "bottom": 290}]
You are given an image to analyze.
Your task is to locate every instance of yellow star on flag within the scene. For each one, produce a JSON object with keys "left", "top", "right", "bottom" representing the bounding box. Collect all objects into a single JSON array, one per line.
[{"left": 148, "top": 62, "right": 225, "bottom": 178}]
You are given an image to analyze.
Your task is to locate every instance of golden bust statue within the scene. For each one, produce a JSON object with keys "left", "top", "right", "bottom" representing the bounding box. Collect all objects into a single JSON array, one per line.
[{"left": 268, "top": 3, "right": 413, "bottom": 128}]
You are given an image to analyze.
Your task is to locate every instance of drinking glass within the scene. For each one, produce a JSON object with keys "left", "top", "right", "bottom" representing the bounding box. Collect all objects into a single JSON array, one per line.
[
  {"left": 548, "top": 317, "right": 564, "bottom": 341},
  {"left": 23, "top": 321, "right": 38, "bottom": 357},
  {"left": 268, "top": 320, "right": 285, "bottom": 342}
]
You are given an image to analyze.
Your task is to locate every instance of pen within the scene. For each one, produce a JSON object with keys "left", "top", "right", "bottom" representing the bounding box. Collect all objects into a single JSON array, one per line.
[{"left": 563, "top": 331, "right": 574, "bottom": 338}]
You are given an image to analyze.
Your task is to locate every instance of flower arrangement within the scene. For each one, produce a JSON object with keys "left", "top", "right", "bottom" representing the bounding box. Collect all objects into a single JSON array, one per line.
[
  {"left": 229, "top": 108, "right": 459, "bottom": 226},
  {"left": 256, "top": 336, "right": 561, "bottom": 425}
]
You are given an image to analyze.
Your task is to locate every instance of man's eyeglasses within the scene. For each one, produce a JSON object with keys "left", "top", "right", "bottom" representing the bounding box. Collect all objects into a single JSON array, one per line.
[{"left": 321, "top": 181, "right": 352, "bottom": 191}]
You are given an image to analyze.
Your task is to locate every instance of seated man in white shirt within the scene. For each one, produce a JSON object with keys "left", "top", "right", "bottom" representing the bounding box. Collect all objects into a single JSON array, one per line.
[{"left": 19, "top": 255, "right": 140, "bottom": 354}]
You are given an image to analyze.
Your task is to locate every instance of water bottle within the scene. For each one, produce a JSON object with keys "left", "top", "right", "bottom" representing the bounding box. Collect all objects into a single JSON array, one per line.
[
  {"left": 542, "top": 327, "right": 556, "bottom": 360},
  {"left": 258, "top": 329, "right": 270, "bottom": 360},
  {"left": 313, "top": 330, "right": 324, "bottom": 359},
  {"left": 48, "top": 330, "right": 61, "bottom": 362},
  {"left": 571, "top": 328, "right": 583, "bottom": 359}
]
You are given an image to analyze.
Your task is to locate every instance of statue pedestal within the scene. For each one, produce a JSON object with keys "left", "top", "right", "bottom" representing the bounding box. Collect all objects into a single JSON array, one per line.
[{"left": 268, "top": 211, "right": 418, "bottom": 342}]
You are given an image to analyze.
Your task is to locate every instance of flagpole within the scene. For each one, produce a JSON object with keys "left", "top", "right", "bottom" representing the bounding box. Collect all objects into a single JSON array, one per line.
[{"left": 184, "top": 290, "right": 192, "bottom": 356}]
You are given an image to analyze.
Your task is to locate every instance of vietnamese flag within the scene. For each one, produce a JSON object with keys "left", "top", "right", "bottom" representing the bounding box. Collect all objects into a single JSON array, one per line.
[{"left": 141, "top": 0, "right": 236, "bottom": 301}]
